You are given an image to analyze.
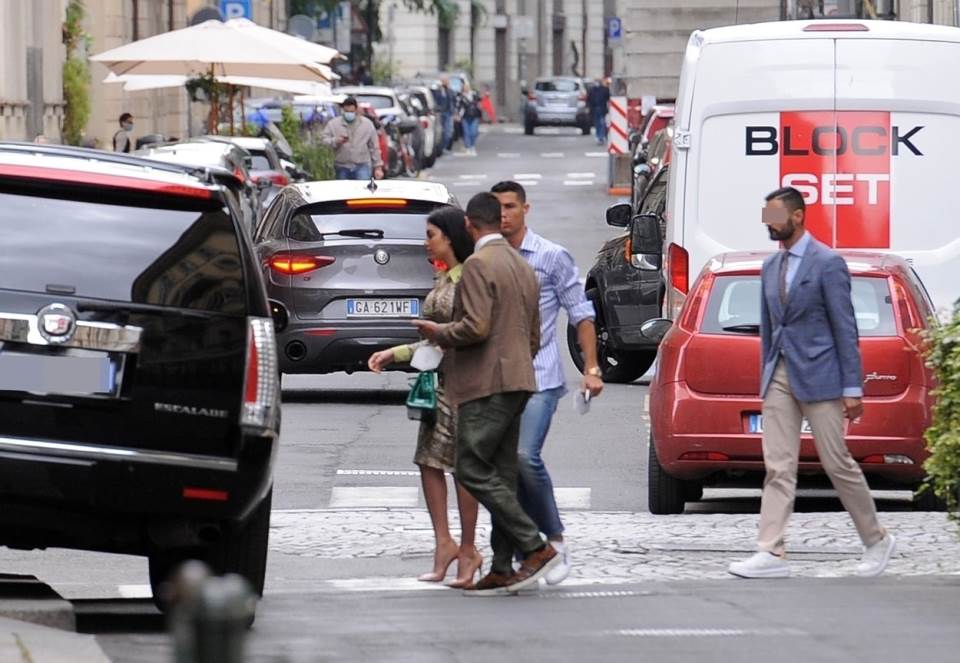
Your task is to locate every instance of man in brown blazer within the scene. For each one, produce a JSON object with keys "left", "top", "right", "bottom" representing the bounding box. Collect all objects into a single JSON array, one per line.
[{"left": 414, "top": 192, "right": 559, "bottom": 595}]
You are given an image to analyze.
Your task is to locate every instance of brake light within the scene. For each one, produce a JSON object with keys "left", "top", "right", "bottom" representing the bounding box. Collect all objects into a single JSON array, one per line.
[
  {"left": 803, "top": 23, "right": 869, "bottom": 32},
  {"left": 269, "top": 254, "right": 336, "bottom": 275},
  {"left": 679, "top": 451, "right": 730, "bottom": 461},
  {"left": 346, "top": 198, "right": 408, "bottom": 208},
  {"left": 183, "top": 487, "right": 229, "bottom": 502},
  {"left": 891, "top": 280, "right": 918, "bottom": 331},
  {"left": 233, "top": 167, "right": 246, "bottom": 184},
  {"left": 669, "top": 243, "right": 689, "bottom": 294},
  {"left": 269, "top": 172, "right": 290, "bottom": 186},
  {"left": 0, "top": 164, "right": 212, "bottom": 199},
  {"left": 528, "top": 92, "right": 536, "bottom": 101},
  {"left": 861, "top": 454, "right": 914, "bottom": 465},
  {"left": 241, "top": 317, "right": 279, "bottom": 432}
]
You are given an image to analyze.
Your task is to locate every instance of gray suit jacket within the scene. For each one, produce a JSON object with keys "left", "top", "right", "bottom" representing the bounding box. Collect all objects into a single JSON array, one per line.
[
  {"left": 434, "top": 238, "right": 540, "bottom": 406},
  {"left": 760, "top": 236, "right": 863, "bottom": 402}
]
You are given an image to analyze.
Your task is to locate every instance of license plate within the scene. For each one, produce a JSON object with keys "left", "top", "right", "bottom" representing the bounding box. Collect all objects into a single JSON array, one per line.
[
  {"left": 346, "top": 298, "right": 419, "bottom": 318},
  {"left": 748, "top": 414, "right": 812, "bottom": 434},
  {"left": 0, "top": 350, "right": 118, "bottom": 396}
]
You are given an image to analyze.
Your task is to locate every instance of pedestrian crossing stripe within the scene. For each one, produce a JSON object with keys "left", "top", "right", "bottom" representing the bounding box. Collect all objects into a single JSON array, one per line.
[{"left": 327, "top": 485, "right": 592, "bottom": 510}]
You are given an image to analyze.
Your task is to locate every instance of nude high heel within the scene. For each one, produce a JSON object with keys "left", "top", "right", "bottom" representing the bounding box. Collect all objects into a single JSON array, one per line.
[
  {"left": 447, "top": 549, "right": 483, "bottom": 588},
  {"left": 418, "top": 542, "right": 459, "bottom": 582}
]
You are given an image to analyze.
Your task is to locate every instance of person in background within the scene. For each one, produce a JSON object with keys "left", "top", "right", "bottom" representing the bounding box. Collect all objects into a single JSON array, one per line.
[
  {"left": 480, "top": 84, "right": 497, "bottom": 124},
  {"left": 587, "top": 79, "right": 610, "bottom": 146},
  {"left": 321, "top": 96, "right": 384, "bottom": 180},
  {"left": 435, "top": 76, "right": 456, "bottom": 153},
  {"left": 113, "top": 112, "right": 134, "bottom": 153},
  {"left": 458, "top": 83, "right": 483, "bottom": 156},
  {"left": 367, "top": 207, "right": 481, "bottom": 588}
]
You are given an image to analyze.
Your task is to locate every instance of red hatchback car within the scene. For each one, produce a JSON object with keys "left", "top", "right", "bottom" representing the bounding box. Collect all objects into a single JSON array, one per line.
[{"left": 647, "top": 251, "right": 938, "bottom": 514}]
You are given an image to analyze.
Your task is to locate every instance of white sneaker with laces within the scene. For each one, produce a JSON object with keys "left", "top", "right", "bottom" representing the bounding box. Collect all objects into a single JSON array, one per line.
[
  {"left": 728, "top": 552, "right": 790, "bottom": 579},
  {"left": 856, "top": 533, "right": 896, "bottom": 577},
  {"left": 545, "top": 541, "right": 571, "bottom": 585}
]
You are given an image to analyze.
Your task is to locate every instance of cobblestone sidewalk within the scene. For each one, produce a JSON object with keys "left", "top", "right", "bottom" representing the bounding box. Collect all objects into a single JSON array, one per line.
[{"left": 271, "top": 509, "right": 960, "bottom": 582}]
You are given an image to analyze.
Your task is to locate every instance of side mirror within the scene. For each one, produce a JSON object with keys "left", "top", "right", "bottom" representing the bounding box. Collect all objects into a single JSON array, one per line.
[
  {"left": 628, "top": 212, "right": 663, "bottom": 271},
  {"left": 640, "top": 318, "right": 672, "bottom": 343},
  {"left": 605, "top": 202, "right": 632, "bottom": 228}
]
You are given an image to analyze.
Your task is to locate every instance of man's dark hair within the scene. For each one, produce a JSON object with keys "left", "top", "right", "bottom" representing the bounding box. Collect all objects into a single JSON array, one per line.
[
  {"left": 118, "top": 112, "right": 133, "bottom": 125},
  {"left": 341, "top": 96, "right": 358, "bottom": 109},
  {"left": 427, "top": 205, "right": 474, "bottom": 264},
  {"left": 465, "top": 192, "right": 502, "bottom": 229},
  {"left": 490, "top": 180, "right": 526, "bottom": 204},
  {"left": 765, "top": 186, "right": 805, "bottom": 214}
]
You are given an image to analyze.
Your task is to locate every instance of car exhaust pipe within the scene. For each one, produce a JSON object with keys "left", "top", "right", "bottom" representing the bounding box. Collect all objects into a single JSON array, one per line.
[{"left": 285, "top": 341, "right": 307, "bottom": 361}]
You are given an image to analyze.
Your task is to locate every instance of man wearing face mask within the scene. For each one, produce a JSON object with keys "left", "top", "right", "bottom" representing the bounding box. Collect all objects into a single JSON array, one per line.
[
  {"left": 321, "top": 97, "right": 384, "bottom": 180},
  {"left": 113, "top": 113, "right": 134, "bottom": 153},
  {"left": 727, "top": 186, "right": 895, "bottom": 580}
]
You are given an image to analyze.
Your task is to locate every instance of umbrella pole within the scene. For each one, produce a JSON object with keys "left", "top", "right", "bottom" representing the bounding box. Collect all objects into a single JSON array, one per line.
[
  {"left": 209, "top": 64, "right": 218, "bottom": 135},
  {"left": 240, "top": 88, "right": 247, "bottom": 136},
  {"left": 229, "top": 85, "right": 236, "bottom": 136}
]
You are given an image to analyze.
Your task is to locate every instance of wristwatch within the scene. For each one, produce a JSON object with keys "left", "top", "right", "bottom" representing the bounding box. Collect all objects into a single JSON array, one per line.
[{"left": 586, "top": 366, "right": 602, "bottom": 378}]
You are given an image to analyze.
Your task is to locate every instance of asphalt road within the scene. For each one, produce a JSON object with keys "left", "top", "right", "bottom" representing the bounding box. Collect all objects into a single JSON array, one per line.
[{"left": 0, "top": 126, "right": 951, "bottom": 662}]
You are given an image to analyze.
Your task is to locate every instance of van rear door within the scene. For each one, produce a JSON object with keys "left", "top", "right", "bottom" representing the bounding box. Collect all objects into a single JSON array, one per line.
[{"left": 834, "top": 37, "right": 960, "bottom": 310}]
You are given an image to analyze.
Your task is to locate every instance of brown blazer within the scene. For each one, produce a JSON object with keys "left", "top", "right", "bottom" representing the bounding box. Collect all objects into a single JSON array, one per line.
[{"left": 434, "top": 237, "right": 540, "bottom": 406}]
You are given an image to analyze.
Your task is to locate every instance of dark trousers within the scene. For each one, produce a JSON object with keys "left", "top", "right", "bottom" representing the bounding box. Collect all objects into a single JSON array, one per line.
[{"left": 456, "top": 391, "right": 543, "bottom": 574}]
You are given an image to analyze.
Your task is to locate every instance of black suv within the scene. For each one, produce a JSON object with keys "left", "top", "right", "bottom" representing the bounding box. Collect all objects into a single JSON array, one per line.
[
  {"left": 568, "top": 166, "right": 670, "bottom": 383},
  {"left": 0, "top": 143, "right": 279, "bottom": 612}
]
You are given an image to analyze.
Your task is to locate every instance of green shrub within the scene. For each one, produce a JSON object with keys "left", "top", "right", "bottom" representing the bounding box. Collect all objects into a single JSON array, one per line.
[
  {"left": 923, "top": 305, "right": 960, "bottom": 522},
  {"left": 278, "top": 105, "right": 334, "bottom": 180},
  {"left": 62, "top": 0, "right": 91, "bottom": 145}
]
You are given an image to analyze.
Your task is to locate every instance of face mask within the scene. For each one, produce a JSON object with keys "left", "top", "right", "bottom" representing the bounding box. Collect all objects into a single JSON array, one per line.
[
  {"left": 343, "top": 111, "right": 356, "bottom": 123},
  {"left": 123, "top": 122, "right": 134, "bottom": 131}
]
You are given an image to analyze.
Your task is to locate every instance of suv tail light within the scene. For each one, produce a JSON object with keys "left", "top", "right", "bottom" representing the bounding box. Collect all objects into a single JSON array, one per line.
[
  {"left": 269, "top": 254, "right": 336, "bottom": 275},
  {"left": 242, "top": 317, "right": 279, "bottom": 432}
]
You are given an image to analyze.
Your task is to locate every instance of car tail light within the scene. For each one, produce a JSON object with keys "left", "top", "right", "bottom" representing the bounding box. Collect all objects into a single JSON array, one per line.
[
  {"left": 669, "top": 243, "right": 689, "bottom": 294},
  {"left": 269, "top": 172, "right": 290, "bottom": 186},
  {"left": 241, "top": 317, "right": 279, "bottom": 432},
  {"left": 679, "top": 451, "right": 730, "bottom": 461},
  {"left": 861, "top": 454, "right": 914, "bottom": 465},
  {"left": 678, "top": 272, "right": 712, "bottom": 332},
  {"left": 183, "top": 487, "right": 230, "bottom": 502},
  {"left": 268, "top": 254, "right": 336, "bottom": 275},
  {"left": 233, "top": 167, "right": 246, "bottom": 184},
  {"left": 891, "top": 280, "right": 918, "bottom": 332}
]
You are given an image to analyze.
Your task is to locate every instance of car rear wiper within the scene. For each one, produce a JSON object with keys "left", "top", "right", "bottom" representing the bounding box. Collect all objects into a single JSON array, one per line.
[
  {"left": 76, "top": 300, "right": 217, "bottom": 320},
  {"left": 319, "top": 229, "right": 385, "bottom": 239},
  {"left": 722, "top": 324, "right": 761, "bottom": 334}
]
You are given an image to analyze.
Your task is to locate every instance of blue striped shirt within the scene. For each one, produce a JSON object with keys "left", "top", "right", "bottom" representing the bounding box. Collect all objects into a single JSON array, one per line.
[{"left": 519, "top": 229, "right": 596, "bottom": 392}]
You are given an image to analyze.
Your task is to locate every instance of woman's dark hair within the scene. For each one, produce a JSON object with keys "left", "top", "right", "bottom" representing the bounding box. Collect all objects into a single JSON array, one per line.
[{"left": 427, "top": 205, "right": 474, "bottom": 264}]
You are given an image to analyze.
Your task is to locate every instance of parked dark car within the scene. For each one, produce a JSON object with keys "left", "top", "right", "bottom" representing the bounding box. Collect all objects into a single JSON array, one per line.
[
  {"left": 647, "top": 251, "right": 940, "bottom": 514},
  {"left": 255, "top": 179, "right": 455, "bottom": 375},
  {"left": 524, "top": 76, "right": 591, "bottom": 135},
  {"left": 0, "top": 142, "right": 279, "bottom": 615},
  {"left": 568, "top": 166, "right": 671, "bottom": 383},
  {"left": 632, "top": 123, "right": 673, "bottom": 211}
]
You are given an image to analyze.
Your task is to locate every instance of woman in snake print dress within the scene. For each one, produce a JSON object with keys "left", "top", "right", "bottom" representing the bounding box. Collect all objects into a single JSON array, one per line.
[{"left": 367, "top": 206, "right": 482, "bottom": 588}]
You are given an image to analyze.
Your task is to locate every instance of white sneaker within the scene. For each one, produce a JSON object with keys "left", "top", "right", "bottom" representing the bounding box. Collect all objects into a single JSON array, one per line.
[
  {"left": 728, "top": 552, "right": 790, "bottom": 579},
  {"left": 544, "top": 541, "right": 571, "bottom": 585},
  {"left": 856, "top": 533, "right": 896, "bottom": 577}
]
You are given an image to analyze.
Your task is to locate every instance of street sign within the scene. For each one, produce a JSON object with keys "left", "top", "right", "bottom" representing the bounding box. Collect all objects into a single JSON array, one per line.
[
  {"left": 607, "top": 16, "right": 622, "bottom": 41},
  {"left": 220, "top": 0, "right": 251, "bottom": 20}
]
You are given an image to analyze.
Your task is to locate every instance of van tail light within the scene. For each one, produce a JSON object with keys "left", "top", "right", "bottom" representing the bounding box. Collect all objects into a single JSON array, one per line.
[
  {"left": 669, "top": 243, "right": 689, "bottom": 294},
  {"left": 269, "top": 172, "right": 290, "bottom": 187},
  {"left": 268, "top": 254, "right": 336, "bottom": 275},
  {"left": 241, "top": 317, "right": 279, "bottom": 433}
]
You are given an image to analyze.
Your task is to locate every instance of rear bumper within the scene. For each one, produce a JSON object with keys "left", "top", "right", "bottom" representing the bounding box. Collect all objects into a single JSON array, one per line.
[
  {"left": 650, "top": 380, "right": 930, "bottom": 485},
  {"left": 0, "top": 430, "right": 275, "bottom": 554},
  {"left": 526, "top": 106, "right": 589, "bottom": 126},
  {"left": 278, "top": 321, "right": 422, "bottom": 374}
]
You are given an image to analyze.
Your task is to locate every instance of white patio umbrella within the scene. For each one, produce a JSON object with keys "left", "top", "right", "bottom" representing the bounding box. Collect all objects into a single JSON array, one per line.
[
  {"left": 91, "top": 18, "right": 340, "bottom": 82},
  {"left": 103, "top": 72, "right": 335, "bottom": 97}
]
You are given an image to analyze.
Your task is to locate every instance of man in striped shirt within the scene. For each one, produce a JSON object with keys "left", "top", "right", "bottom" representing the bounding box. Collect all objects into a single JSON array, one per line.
[{"left": 491, "top": 181, "right": 605, "bottom": 585}]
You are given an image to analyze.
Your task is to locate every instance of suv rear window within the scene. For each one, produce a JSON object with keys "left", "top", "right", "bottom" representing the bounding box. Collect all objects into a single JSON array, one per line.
[
  {"left": 699, "top": 275, "right": 898, "bottom": 337},
  {"left": 287, "top": 211, "right": 435, "bottom": 242},
  {"left": 535, "top": 80, "right": 579, "bottom": 92},
  {"left": 0, "top": 191, "right": 246, "bottom": 314}
]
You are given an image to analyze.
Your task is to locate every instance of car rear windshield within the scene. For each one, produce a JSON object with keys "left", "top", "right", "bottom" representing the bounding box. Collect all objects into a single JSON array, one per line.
[
  {"left": 699, "top": 275, "right": 898, "bottom": 337},
  {"left": 249, "top": 153, "right": 273, "bottom": 170},
  {"left": 287, "top": 211, "right": 436, "bottom": 241},
  {"left": 355, "top": 95, "right": 394, "bottom": 109},
  {"left": 0, "top": 190, "right": 246, "bottom": 315},
  {"left": 535, "top": 80, "right": 579, "bottom": 92}
]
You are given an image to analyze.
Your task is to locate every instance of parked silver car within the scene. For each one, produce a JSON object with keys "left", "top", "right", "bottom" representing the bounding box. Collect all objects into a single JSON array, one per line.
[
  {"left": 254, "top": 179, "right": 456, "bottom": 374},
  {"left": 524, "top": 76, "right": 591, "bottom": 135}
]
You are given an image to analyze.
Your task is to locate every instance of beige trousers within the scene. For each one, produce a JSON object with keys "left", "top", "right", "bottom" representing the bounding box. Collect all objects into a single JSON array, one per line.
[{"left": 758, "top": 361, "right": 885, "bottom": 555}]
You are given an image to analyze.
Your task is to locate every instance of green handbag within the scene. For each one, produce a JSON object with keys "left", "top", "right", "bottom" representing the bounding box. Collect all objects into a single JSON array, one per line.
[{"left": 406, "top": 371, "right": 437, "bottom": 423}]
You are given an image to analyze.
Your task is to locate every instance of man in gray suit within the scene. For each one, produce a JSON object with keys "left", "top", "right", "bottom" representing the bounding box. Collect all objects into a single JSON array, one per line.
[{"left": 728, "top": 187, "right": 896, "bottom": 579}]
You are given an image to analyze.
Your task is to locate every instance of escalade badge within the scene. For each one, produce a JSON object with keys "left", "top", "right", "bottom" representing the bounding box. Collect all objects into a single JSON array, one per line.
[
  {"left": 374, "top": 249, "right": 390, "bottom": 265},
  {"left": 37, "top": 303, "right": 76, "bottom": 344},
  {"left": 155, "top": 402, "right": 230, "bottom": 419}
]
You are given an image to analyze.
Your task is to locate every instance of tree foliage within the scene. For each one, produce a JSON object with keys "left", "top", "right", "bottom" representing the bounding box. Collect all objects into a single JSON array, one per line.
[
  {"left": 923, "top": 306, "right": 960, "bottom": 525},
  {"left": 62, "top": 0, "right": 92, "bottom": 145}
]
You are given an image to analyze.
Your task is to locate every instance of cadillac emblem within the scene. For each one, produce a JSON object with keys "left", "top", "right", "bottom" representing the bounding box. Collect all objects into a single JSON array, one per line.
[{"left": 37, "top": 303, "right": 77, "bottom": 344}]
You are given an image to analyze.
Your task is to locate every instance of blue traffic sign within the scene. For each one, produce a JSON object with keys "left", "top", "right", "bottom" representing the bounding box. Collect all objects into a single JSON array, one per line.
[
  {"left": 220, "top": 0, "right": 251, "bottom": 20},
  {"left": 607, "top": 16, "right": 622, "bottom": 41}
]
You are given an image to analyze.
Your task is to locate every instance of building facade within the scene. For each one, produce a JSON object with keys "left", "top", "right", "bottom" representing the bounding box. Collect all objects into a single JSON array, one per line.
[{"left": 0, "top": 0, "right": 67, "bottom": 142}]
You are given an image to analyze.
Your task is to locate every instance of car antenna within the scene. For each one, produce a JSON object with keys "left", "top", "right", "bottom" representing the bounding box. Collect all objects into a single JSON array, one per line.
[{"left": 366, "top": 177, "right": 378, "bottom": 193}]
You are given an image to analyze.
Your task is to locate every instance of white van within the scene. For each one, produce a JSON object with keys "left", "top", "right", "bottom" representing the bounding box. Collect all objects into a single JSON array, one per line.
[{"left": 664, "top": 20, "right": 960, "bottom": 318}]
